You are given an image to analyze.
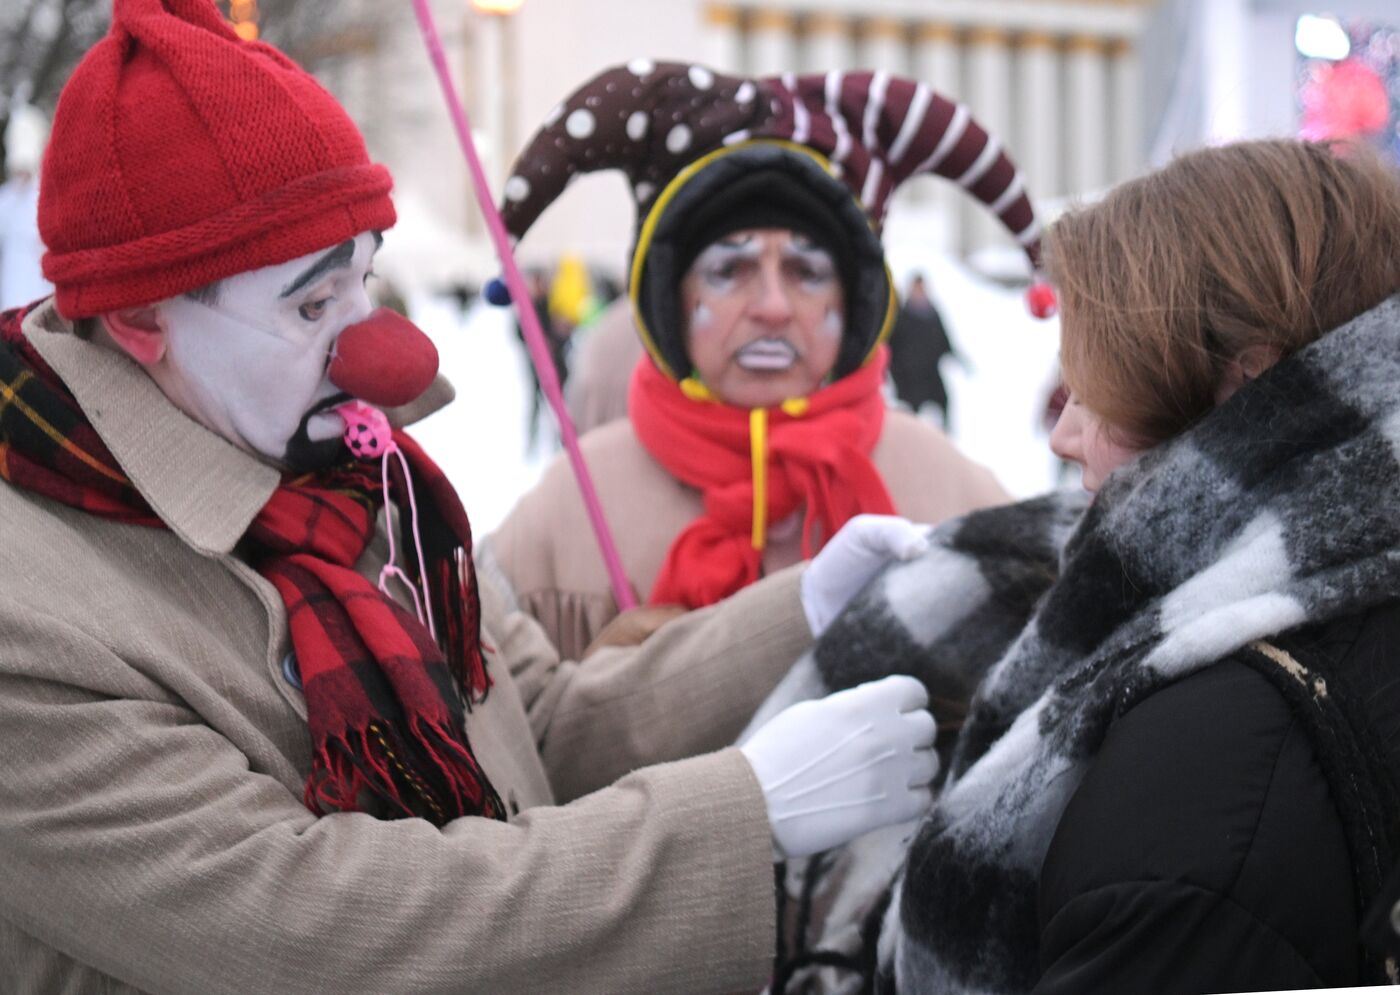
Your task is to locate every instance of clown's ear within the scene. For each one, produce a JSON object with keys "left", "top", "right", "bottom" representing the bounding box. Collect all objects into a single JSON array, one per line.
[{"left": 102, "top": 306, "right": 167, "bottom": 365}]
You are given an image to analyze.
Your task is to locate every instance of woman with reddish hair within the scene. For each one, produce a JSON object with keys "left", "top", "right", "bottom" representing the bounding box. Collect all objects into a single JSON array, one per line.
[{"left": 758, "top": 139, "right": 1400, "bottom": 993}]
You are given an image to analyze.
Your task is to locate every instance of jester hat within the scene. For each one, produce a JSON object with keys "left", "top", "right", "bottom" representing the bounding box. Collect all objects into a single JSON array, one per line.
[{"left": 499, "top": 59, "right": 1050, "bottom": 382}]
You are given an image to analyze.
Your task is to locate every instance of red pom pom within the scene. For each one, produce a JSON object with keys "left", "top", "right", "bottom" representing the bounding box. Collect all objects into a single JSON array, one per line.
[
  {"left": 328, "top": 308, "right": 440, "bottom": 407},
  {"left": 1026, "top": 282, "right": 1058, "bottom": 319}
]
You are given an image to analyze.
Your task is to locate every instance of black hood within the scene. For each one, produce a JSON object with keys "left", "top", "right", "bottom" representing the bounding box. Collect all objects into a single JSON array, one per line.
[{"left": 628, "top": 141, "right": 893, "bottom": 383}]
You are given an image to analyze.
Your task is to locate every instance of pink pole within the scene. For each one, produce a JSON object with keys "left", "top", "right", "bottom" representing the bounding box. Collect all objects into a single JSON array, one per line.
[{"left": 409, "top": 0, "right": 637, "bottom": 610}]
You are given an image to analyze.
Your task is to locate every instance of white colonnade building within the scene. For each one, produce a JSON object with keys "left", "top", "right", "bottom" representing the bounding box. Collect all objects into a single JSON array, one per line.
[
  {"left": 319, "top": 0, "right": 1156, "bottom": 286},
  {"left": 697, "top": 0, "right": 1151, "bottom": 256}
]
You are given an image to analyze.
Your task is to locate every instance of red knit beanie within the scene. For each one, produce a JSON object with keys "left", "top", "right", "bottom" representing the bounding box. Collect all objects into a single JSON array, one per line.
[{"left": 39, "top": 0, "right": 396, "bottom": 319}]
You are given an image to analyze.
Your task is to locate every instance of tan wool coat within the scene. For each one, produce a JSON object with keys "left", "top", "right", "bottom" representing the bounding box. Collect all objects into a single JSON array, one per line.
[
  {"left": 488, "top": 407, "right": 1009, "bottom": 661},
  {"left": 0, "top": 301, "right": 813, "bottom": 995}
]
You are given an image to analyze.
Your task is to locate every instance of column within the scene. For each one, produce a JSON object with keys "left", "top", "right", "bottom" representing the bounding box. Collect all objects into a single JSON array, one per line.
[
  {"left": 1201, "top": 0, "right": 1250, "bottom": 143},
  {"left": 701, "top": 2, "right": 744, "bottom": 74},
  {"left": 1064, "top": 34, "right": 1109, "bottom": 198},
  {"left": 912, "top": 22, "right": 962, "bottom": 253},
  {"left": 747, "top": 8, "right": 798, "bottom": 77},
  {"left": 475, "top": 12, "right": 506, "bottom": 192},
  {"left": 965, "top": 25, "right": 1013, "bottom": 254},
  {"left": 802, "top": 11, "right": 852, "bottom": 73},
  {"left": 857, "top": 16, "right": 909, "bottom": 75},
  {"left": 1015, "top": 30, "right": 1060, "bottom": 202},
  {"left": 1109, "top": 37, "right": 1143, "bottom": 183}
]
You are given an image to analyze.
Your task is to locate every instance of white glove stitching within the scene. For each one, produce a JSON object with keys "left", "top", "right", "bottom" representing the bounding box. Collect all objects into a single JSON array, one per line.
[
  {"left": 740, "top": 675, "right": 938, "bottom": 861},
  {"left": 778, "top": 748, "right": 899, "bottom": 801},
  {"left": 756, "top": 721, "right": 875, "bottom": 793}
]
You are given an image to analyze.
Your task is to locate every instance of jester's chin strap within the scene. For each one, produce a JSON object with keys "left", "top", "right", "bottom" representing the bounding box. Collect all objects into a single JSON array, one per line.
[
  {"left": 678, "top": 377, "right": 811, "bottom": 551},
  {"left": 630, "top": 352, "right": 895, "bottom": 609}
]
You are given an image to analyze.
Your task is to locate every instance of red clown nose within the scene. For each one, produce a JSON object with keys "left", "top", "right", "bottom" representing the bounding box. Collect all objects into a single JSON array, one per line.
[{"left": 328, "top": 308, "right": 440, "bottom": 408}]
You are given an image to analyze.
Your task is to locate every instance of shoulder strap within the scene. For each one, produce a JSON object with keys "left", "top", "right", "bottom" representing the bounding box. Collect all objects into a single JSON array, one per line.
[{"left": 1244, "top": 639, "right": 1400, "bottom": 985}]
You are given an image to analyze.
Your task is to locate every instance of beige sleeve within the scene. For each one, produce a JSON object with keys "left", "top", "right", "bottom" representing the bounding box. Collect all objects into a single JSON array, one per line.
[
  {"left": 0, "top": 594, "right": 777, "bottom": 995},
  {"left": 482, "top": 563, "right": 813, "bottom": 802}
]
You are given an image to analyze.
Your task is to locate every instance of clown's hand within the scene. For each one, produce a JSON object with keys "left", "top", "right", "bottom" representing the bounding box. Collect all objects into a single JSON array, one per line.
[
  {"left": 801, "top": 515, "right": 932, "bottom": 636},
  {"left": 740, "top": 675, "right": 937, "bottom": 861}
]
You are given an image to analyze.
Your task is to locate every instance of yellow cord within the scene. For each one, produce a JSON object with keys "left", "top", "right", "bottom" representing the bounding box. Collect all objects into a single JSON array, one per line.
[
  {"left": 679, "top": 377, "right": 716, "bottom": 402},
  {"left": 675, "top": 380, "right": 811, "bottom": 553},
  {"left": 750, "top": 407, "right": 768, "bottom": 550}
]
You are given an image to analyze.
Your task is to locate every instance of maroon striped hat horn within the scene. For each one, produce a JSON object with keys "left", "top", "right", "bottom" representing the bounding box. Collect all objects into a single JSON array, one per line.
[
  {"left": 750, "top": 70, "right": 1044, "bottom": 271},
  {"left": 498, "top": 60, "right": 1055, "bottom": 314}
]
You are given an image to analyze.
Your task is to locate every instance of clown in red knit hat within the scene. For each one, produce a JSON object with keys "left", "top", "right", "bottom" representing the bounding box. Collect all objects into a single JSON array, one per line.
[
  {"left": 488, "top": 60, "right": 1054, "bottom": 663},
  {"left": 0, "top": 5, "right": 952, "bottom": 991}
]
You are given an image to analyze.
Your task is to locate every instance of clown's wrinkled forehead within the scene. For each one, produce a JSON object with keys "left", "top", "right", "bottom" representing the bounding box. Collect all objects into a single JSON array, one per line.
[
  {"left": 686, "top": 230, "right": 839, "bottom": 291},
  {"left": 188, "top": 230, "right": 384, "bottom": 313}
]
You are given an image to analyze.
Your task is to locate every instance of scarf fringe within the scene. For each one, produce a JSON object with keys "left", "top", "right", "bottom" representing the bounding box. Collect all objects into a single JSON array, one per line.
[
  {"left": 436, "top": 550, "right": 491, "bottom": 704},
  {"left": 306, "top": 715, "right": 504, "bottom": 825}
]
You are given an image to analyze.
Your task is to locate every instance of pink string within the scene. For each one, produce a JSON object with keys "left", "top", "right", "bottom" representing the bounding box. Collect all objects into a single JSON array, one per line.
[
  {"left": 378, "top": 441, "right": 437, "bottom": 639},
  {"left": 409, "top": 0, "right": 638, "bottom": 611}
]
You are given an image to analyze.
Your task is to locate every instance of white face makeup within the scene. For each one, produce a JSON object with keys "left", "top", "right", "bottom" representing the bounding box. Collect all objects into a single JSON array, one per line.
[
  {"left": 679, "top": 228, "right": 845, "bottom": 408},
  {"left": 137, "top": 230, "right": 381, "bottom": 470}
]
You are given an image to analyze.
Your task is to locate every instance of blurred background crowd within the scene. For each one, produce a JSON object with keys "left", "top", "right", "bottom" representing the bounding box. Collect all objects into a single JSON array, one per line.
[{"left": 2, "top": 0, "right": 1398, "bottom": 526}]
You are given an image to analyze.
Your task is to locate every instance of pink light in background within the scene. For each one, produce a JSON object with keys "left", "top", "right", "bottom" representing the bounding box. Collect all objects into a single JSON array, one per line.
[{"left": 1300, "top": 58, "right": 1389, "bottom": 140}]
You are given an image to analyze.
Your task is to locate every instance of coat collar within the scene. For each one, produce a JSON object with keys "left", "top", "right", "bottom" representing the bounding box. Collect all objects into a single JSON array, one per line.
[{"left": 21, "top": 298, "right": 280, "bottom": 557}]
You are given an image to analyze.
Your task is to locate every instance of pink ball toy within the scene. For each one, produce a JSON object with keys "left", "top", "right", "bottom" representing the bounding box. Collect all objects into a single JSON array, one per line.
[{"left": 335, "top": 399, "right": 394, "bottom": 461}]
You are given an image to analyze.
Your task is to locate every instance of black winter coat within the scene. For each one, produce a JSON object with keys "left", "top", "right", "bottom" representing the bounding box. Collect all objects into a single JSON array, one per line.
[{"left": 1034, "top": 600, "right": 1400, "bottom": 993}]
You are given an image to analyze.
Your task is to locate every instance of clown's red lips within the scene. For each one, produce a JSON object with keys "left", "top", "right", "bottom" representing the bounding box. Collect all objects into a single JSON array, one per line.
[{"left": 328, "top": 308, "right": 439, "bottom": 408}]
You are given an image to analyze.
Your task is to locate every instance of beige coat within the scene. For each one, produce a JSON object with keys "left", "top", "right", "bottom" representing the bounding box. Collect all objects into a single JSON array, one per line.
[
  {"left": 488, "top": 407, "right": 1009, "bottom": 661},
  {"left": 564, "top": 297, "right": 644, "bottom": 433},
  {"left": 0, "top": 301, "right": 813, "bottom": 995}
]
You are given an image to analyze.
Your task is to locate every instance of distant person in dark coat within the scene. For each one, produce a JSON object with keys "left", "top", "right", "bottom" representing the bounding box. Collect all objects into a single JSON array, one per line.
[
  {"left": 514, "top": 267, "right": 570, "bottom": 452},
  {"left": 887, "top": 273, "right": 960, "bottom": 426}
]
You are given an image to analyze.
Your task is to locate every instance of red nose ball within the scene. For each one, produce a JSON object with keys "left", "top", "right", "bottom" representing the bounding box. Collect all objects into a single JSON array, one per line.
[{"left": 328, "top": 308, "right": 440, "bottom": 408}]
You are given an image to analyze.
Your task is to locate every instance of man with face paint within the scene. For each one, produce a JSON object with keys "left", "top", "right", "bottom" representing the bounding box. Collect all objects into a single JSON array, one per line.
[
  {"left": 488, "top": 62, "right": 1055, "bottom": 662},
  {"left": 0, "top": 5, "right": 954, "bottom": 993},
  {"left": 104, "top": 231, "right": 390, "bottom": 472},
  {"left": 680, "top": 229, "right": 847, "bottom": 409}
]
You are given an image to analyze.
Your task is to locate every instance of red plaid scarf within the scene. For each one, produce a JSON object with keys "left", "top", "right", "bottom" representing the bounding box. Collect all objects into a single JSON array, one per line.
[{"left": 0, "top": 305, "right": 503, "bottom": 826}]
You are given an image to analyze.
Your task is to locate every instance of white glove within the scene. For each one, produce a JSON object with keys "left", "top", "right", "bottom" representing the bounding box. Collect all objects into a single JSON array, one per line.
[
  {"left": 739, "top": 674, "right": 938, "bottom": 861},
  {"left": 801, "top": 514, "right": 933, "bottom": 636}
]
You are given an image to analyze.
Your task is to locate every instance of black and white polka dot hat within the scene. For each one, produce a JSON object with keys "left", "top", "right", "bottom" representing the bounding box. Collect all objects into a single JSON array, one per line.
[{"left": 500, "top": 59, "right": 1052, "bottom": 381}]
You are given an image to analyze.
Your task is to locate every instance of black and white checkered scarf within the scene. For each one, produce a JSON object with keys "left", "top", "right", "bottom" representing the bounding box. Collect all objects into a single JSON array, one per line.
[{"left": 754, "top": 293, "right": 1400, "bottom": 993}]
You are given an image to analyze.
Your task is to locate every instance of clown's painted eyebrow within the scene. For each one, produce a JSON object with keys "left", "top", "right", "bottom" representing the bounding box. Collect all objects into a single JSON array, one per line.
[
  {"left": 781, "top": 240, "right": 833, "bottom": 265},
  {"left": 696, "top": 237, "right": 762, "bottom": 267},
  {"left": 279, "top": 239, "right": 357, "bottom": 299}
]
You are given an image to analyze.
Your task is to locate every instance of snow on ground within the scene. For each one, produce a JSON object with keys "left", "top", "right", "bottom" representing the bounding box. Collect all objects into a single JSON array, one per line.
[{"left": 407, "top": 250, "right": 1067, "bottom": 536}]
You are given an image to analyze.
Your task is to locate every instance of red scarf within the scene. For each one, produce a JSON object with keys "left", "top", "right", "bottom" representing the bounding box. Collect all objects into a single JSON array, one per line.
[
  {"left": 0, "top": 306, "right": 503, "bottom": 826},
  {"left": 629, "top": 347, "right": 895, "bottom": 609}
]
